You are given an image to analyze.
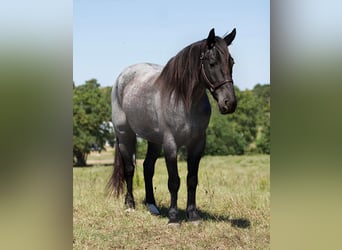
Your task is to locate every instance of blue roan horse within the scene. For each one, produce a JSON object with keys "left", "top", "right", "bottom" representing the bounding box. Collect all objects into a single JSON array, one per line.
[{"left": 108, "top": 28, "right": 237, "bottom": 224}]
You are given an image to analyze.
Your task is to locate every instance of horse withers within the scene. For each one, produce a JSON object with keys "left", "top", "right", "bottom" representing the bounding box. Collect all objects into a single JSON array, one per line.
[{"left": 108, "top": 28, "right": 237, "bottom": 224}]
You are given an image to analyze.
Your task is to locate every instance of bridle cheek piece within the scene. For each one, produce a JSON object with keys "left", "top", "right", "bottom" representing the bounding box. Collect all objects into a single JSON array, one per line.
[{"left": 200, "top": 52, "right": 233, "bottom": 92}]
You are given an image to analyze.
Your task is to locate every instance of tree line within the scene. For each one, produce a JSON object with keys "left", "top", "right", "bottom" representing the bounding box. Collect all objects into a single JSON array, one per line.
[{"left": 73, "top": 79, "right": 269, "bottom": 166}]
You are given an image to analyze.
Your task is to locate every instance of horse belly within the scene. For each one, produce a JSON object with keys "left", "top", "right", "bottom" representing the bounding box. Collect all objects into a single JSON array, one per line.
[
  {"left": 126, "top": 106, "right": 163, "bottom": 144},
  {"left": 167, "top": 117, "right": 204, "bottom": 146},
  {"left": 163, "top": 96, "right": 211, "bottom": 146}
]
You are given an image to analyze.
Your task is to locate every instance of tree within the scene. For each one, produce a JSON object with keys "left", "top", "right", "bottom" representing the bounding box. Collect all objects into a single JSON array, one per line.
[
  {"left": 253, "top": 84, "right": 270, "bottom": 154},
  {"left": 205, "top": 86, "right": 262, "bottom": 155},
  {"left": 206, "top": 116, "right": 247, "bottom": 155},
  {"left": 73, "top": 79, "right": 114, "bottom": 166},
  {"left": 205, "top": 87, "right": 242, "bottom": 155},
  {"left": 230, "top": 88, "right": 259, "bottom": 153}
]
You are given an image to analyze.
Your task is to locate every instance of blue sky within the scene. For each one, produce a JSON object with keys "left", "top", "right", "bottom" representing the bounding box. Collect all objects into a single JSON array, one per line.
[{"left": 74, "top": 0, "right": 269, "bottom": 90}]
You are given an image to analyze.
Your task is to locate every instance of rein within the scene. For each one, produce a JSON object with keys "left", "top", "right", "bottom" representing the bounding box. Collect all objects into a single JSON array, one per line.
[{"left": 200, "top": 50, "right": 233, "bottom": 92}]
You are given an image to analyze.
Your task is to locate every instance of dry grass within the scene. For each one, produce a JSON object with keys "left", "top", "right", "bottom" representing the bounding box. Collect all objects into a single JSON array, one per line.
[
  {"left": 73, "top": 155, "right": 270, "bottom": 249},
  {"left": 86, "top": 146, "right": 114, "bottom": 166}
]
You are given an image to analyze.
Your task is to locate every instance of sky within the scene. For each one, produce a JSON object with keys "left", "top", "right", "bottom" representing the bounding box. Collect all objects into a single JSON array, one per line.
[{"left": 73, "top": 0, "right": 269, "bottom": 90}]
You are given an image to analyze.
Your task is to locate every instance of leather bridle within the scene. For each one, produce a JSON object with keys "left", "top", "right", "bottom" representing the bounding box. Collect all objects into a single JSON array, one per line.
[{"left": 200, "top": 49, "right": 233, "bottom": 92}]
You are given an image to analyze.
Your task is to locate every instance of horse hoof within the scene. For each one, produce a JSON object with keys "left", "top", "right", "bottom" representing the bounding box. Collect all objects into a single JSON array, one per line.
[
  {"left": 124, "top": 208, "right": 135, "bottom": 213},
  {"left": 146, "top": 203, "right": 160, "bottom": 215}
]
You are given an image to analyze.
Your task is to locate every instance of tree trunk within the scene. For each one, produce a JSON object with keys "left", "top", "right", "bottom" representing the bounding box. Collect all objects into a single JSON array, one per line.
[{"left": 74, "top": 150, "right": 87, "bottom": 166}]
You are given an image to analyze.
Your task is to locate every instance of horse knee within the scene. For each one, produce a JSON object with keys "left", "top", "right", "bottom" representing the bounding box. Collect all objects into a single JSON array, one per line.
[
  {"left": 168, "top": 176, "right": 180, "bottom": 191},
  {"left": 124, "top": 164, "right": 135, "bottom": 177}
]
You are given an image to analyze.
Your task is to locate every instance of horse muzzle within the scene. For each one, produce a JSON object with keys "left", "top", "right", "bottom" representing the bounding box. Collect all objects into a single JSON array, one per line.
[{"left": 218, "top": 99, "right": 237, "bottom": 114}]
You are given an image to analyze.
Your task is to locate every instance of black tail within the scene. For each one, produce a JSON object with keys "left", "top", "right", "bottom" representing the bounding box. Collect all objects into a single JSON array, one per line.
[{"left": 107, "top": 139, "right": 124, "bottom": 197}]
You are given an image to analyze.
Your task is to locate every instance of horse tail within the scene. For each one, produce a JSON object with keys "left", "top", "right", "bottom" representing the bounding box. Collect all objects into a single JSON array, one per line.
[{"left": 107, "top": 138, "right": 125, "bottom": 197}]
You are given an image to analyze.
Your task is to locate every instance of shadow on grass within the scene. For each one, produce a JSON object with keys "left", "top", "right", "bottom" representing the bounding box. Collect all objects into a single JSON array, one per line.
[
  {"left": 73, "top": 163, "right": 113, "bottom": 168},
  {"left": 157, "top": 205, "right": 251, "bottom": 229}
]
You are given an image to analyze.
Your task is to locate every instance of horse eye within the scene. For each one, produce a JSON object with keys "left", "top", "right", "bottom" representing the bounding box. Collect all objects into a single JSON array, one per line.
[{"left": 208, "top": 58, "right": 216, "bottom": 67}]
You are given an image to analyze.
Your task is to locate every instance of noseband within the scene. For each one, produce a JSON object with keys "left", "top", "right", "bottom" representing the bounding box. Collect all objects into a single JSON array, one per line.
[{"left": 200, "top": 51, "right": 233, "bottom": 92}]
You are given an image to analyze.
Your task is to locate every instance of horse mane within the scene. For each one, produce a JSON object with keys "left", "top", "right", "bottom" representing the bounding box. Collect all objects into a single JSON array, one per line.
[{"left": 157, "top": 40, "right": 206, "bottom": 110}]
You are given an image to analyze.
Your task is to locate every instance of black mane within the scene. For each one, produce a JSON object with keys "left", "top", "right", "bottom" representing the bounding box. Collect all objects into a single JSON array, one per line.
[{"left": 157, "top": 40, "right": 206, "bottom": 110}]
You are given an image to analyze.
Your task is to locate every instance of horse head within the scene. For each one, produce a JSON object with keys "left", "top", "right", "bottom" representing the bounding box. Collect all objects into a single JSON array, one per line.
[{"left": 200, "top": 28, "right": 237, "bottom": 114}]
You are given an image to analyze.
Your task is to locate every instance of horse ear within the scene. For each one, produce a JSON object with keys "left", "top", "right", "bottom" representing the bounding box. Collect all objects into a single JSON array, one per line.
[
  {"left": 224, "top": 28, "right": 236, "bottom": 46},
  {"left": 207, "top": 28, "right": 216, "bottom": 49}
]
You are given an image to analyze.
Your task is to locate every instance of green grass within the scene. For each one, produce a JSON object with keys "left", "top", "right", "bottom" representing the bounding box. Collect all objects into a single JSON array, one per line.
[{"left": 73, "top": 155, "right": 270, "bottom": 249}]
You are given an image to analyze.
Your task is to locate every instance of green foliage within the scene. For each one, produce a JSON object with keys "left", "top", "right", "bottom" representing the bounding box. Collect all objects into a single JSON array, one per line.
[
  {"left": 253, "top": 84, "right": 270, "bottom": 154},
  {"left": 136, "top": 138, "right": 148, "bottom": 159},
  {"left": 73, "top": 79, "right": 114, "bottom": 166},
  {"left": 206, "top": 108, "right": 247, "bottom": 155},
  {"left": 205, "top": 84, "right": 270, "bottom": 155}
]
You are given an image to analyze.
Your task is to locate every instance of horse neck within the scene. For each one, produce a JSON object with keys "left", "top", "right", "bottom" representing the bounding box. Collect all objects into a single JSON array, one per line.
[{"left": 190, "top": 81, "right": 207, "bottom": 108}]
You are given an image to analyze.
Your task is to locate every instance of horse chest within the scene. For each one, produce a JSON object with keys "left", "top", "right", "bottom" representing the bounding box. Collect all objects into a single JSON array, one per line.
[
  {"left": 168, "top": 116, "right": 192, "bottom": 137},
  {"left": 163, "top": 109, "right": 210, "bottom": 146}
]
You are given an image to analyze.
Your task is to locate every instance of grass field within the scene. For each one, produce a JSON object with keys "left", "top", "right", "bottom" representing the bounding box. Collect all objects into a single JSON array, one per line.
[{"left": 73, "top": 153, "right": 270, "bottom": 249}]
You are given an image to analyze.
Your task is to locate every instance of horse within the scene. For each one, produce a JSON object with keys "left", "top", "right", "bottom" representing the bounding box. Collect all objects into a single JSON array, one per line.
[{"left": 108, "top": 28, "right": 237, "bottom": 224}]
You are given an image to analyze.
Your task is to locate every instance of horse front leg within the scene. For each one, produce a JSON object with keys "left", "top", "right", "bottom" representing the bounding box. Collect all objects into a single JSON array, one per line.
[
  {"left": 186, "top": 135, "right": 206, "bottom": 223},
  {"left": 163, "top": 134, "right": 180, "bottom": 224}
]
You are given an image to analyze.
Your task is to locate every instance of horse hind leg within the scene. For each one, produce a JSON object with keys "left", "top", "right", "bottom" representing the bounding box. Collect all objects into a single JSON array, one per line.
[
  {"left": 117, "top": 131, "right": 137, "bottom": 210},
  {"left": 143, "top": 141, "right": 162, "bottom": 215}
]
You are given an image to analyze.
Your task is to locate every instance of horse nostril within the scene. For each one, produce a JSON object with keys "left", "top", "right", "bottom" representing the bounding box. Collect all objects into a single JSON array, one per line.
[{"left": 223, "top": 99, "right": 237, "bottom": 113}]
